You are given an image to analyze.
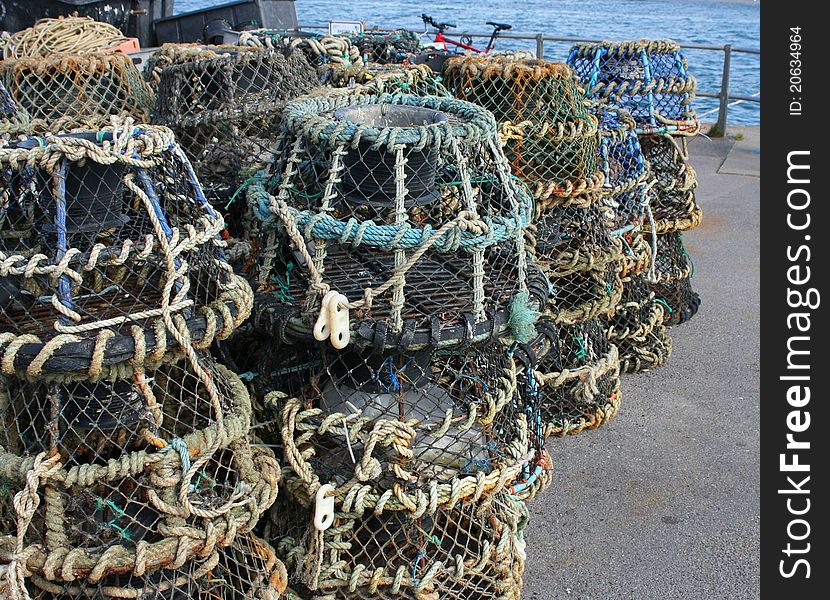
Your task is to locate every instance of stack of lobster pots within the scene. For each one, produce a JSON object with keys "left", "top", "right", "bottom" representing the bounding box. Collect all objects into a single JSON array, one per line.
[
  {"left": 443, "top": 56, "right": 625, "bottom": 437},
  {"left": 587, "top": 102, "right": 673, "bottom": 373},
  {"left": 0, "top": 121, "right": 283, "bottom": 599},
  {"left": 244, "top": 91, "right": 552, "bottom": 600},
  {"left": 568, "top": 40, "right": 703, "bottom": 326}
]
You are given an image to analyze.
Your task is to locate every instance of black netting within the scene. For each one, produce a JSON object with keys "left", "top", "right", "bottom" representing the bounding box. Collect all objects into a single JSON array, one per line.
[
  {"left": 649, "top": 231, "right": 700, "bottom": 325},
  {"left": 151, "top": 46, "right": 318, "bottom": 249},
  {"left": 529, "top": 204, "right": 623, "bottom": 325},
  {"left": 607, "top": 272, "right": 672, "bottom": 373},
  {"left": 640, "top": 133, "right": 701, "bottom": 232},
  {"left": 0, "top": 356, "right": 280, "bottom": 591}
]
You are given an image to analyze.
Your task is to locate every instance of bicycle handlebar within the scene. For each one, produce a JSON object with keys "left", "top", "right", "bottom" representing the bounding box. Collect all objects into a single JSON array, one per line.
[{"left": 421, "top": 14, "right": 456, "bottom": 32}]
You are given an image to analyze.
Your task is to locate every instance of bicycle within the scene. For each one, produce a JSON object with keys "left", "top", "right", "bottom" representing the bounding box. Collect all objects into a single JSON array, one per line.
[{"left": 414, "top": 14, "right": 512, "bottom": 73}]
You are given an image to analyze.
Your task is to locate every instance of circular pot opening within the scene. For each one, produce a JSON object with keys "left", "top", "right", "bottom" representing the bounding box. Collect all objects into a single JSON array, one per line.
[{"left": 333, "top": 104, "right": 448, "bottom": 208}]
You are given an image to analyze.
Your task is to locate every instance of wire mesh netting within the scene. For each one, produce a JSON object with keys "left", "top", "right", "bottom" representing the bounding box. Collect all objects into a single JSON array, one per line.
[
  {"left": 443, "top": 56, "right": 603, "bottom": 206},
  {"left": 151, "top": 46, "right": 319, "bottom": 248},
  {"left": 0, "top": 357, "right": 281, "bottom": 597},
  {"left": 567, "top": 40, "right": 699, "bottom": 134},
  {"left": 264, "top": 489, "right": 529, "bottom": 599},
  {"left": 248, "top": 93, "right": 548, "bottom": 352},
  {"left": 528, "top": 318, "right": 621, "bottom": 437},
  {"left": 320, "top": 63, "right": 451, "bottom": 98},
  {"left": 0, "top": 123, "right": 252, "bottom": 379},
  {"left": 639, "top": 134, "right": 701, "bottom": 233},
  {"left": 528, "top": 204, "right": 623, "bottom": 325},
  {"left": 606, "top": 272, "right": 672, "bottom": 374},
  {"left": 1, "top": 80, "right": 31, "bottom": 138},
  {"left": 650, "top": 231, "right": 700, "bottom": 325},
  {"left": 0, "top": 54, "right": 154, "bottom": 135}
]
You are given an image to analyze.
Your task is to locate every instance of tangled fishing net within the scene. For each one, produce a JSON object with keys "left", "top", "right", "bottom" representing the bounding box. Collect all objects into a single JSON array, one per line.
[
  {"left": 650, "top": 231, "right": 700, "bottom": 325},
  {"left": 248, "top": 93, "right": 548, "bottom": 352},
  {"left": 0, "top": 122, "right": 252, "bottom": 375},
  {"left": 1, "top": 16, "right": 130, "bottom": 60},
  {"left": 0, "top": 54, "right": 154, "bottom": 135},
  {"left": 151, "top": 45, "right": 318, "bottom": 248},
  {"left": 526, "top": 318, "right": 621, "bottom": 437},
  {"left": 320, "top": 63, "right": 451, "bottom": 98},
  {"left": 567, "top": 40, "right": 699, "bottom": 135},
  {"left": 1, "top": 81, "right": 30, "bottom": 138},
  {"left": 443, "top": 56, "right": 603, "bottom": 205}
]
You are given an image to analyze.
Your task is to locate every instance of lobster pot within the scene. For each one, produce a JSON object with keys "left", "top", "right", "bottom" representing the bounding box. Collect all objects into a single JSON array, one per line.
[
  {"left": 0, "top": 358, "right": 280, "bottom": 595},
  {"left": 265, "top": 489, "right": 529, "bottom": 600},
  {"left": 268, "top": 341, "right": 545, "bottom": 510},
  {"left": 0, "top": 53, "right": 154, "bottom": 134},
  {"left": 651, "top": 231, "right": 701, "bottom": 325},
  {"left": 320, "top": 63, "right": 452, "bottom": 97},
  {"left": 567, "top": 40, "right": 699, "bottom": 134},
  {"left": 443, "top": 56, "right": 603, "bottom": 205},
  {"left": 0, "top": 124, "right": 252, "bottom": 380},
  {"left": 530, "top": 204, "right": 623, "bottom": 326},
  {"left": 248, "top": 93, "right": 546, "bottom": 352},
  {"left": 528, "top": 318, "right": 622, "bottom": 437},
  {"left": 607, "top": 272, "right": 673, "bottom": 374},
  {"left": 238, "top": 31, "right": 365, "bottom": 70},
  {"left": 152, "top": 47, "right": 318, "bottom": 219},
  {"left": 22, "top": 532, "right": 287, "bottom": 599},
  {"left": 590, "top": 103, "right": 652, "bottom": 232},
  {"left": 640, "top": 134, "right": 701, "bottom": 233},
  {"left": 347, "top": 29, "right": 422, "bottom": 65}
]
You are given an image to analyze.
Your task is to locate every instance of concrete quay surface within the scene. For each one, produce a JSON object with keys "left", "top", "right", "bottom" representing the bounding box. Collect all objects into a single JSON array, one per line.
[{"left": 523, "top": 128, "right": 761, "bottom": 600}]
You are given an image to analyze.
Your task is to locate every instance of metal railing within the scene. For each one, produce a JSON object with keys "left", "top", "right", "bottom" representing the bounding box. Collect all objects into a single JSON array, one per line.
[{"left": 298, "top": 23, "right": 760, "bottom": 134}]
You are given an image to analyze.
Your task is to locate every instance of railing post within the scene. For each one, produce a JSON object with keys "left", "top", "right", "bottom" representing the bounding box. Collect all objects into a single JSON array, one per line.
[
  {"left": 536, "top": 34, "right": 545, "bottom": 59},
  {"left": 715, "top": 44, "right": 732, "bottom": 135}
]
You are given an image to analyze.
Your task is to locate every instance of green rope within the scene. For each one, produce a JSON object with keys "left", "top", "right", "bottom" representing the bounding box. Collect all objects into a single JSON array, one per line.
[{"left": 654, "top": 297, "right": 673, "bottom": 314}]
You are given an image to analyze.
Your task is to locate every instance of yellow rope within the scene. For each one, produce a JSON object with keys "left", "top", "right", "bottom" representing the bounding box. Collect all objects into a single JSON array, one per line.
[{"left": 2, "top": 16, "right": 128, "bottom": 59}]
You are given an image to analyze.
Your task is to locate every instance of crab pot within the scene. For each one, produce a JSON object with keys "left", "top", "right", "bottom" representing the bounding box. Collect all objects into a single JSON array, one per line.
[
  {"left": 568, "top": 40, "right": 699, "bottom": 134},
  {"left": 23, "top": 532, "right": 286, "bottom": 599},
  {"left": 150, "top": 46, "right": 318, "bottom": 240},
  {"left": 590, "top": 103, "right": 651, "bottom": 232},
  {"left": 529, "top": 204, "right": 623, "bottom": 325},
  {"left": 640, "top": 133, "right": 702, "bottom": 233},
  {"left": 647, "top": 231, "right": 700, "bottom": 325},
  {"left": 320, "top": 62, "right": 453, "bottom": 98},
  {"left": 249, "top": 93, "right": 544, "bottom": 352},
  {"left": 334, "top": 104, "right": 446, "bottom": 210},
  {"left": 0, "top": 358, "right": 280, "bottom": 589},
  {"left": 607, "top": 272, "right": 673, "bottom": 374},
  {"left": 443, "top": 56, "right": 603, "bottom": 205},
  {"left": 0, "top": 53, "right": 153, "bottom": 134},
  {"left": 267, "top": 341, "right": 539, "bottom": 502},
  {"left": 0, "top": 124, "right": 252, "bottom": 379},
  {"left": 265, "top": 489, "right": 529, "bottom": 600},
  {"left": 526, "top": 317, "right": 622, "bottom": 437}
]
